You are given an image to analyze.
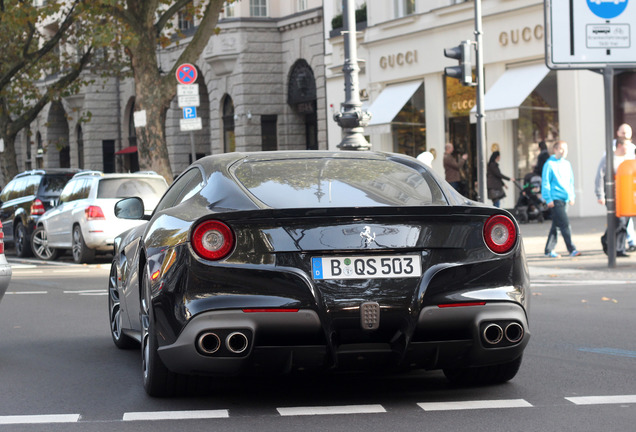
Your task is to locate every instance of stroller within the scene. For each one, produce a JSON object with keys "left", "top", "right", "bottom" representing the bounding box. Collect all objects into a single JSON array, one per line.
[{"left": 513, "top": 173, "right": 549, "bottom": 223}]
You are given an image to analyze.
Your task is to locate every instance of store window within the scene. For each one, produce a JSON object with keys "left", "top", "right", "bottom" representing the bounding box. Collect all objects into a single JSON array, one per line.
[
  {"left": 515, "top": 71, "right": 559, "bottom": 178},
  {"left": 222, "top": 95, "right": 235, "bottom": 153},
  {"left": 250, "top": 0, "right": 267, "bottom": 17},
  {"left": 445, "top": 76, "right": 477, "bottom": 199},
  {"left": 615, "top": 72, "right": 636, "bottom": 133},
  {"left": 392, "top": 84, "right": 425, "bottom": 158},
  {"left": 394, "top": 0, "right": 415, "bottom": 18}
]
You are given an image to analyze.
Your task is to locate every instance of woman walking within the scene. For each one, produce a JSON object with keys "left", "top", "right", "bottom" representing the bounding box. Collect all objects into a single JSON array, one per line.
[{"left": 486, "top": 151, "right": 514, "bottom": 207}]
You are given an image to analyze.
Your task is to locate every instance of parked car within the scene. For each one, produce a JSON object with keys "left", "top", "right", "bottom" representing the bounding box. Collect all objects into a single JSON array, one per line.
[
  {"left": 0, "top": 221, "right": 13, "bottom": 303},
  {"left": 0, "top": 169, "right": 80, "bottom": 257},
  {"left": 107, "top": 151, "right": 530, "bottom": 397},
  {"left": 32, "top": 171, "right": 168, "bottom": 263}
]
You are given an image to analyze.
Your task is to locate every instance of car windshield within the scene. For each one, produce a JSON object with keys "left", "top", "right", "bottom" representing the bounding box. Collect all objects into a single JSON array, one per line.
[
  {"left": 38, "top": 174, "right": 74, "bottom": 197},
  {"left": 232, "top": 157, "right": 446, "bottom": 208},
  {"left": 97, "top": 178, "right": 167, "bottom": 200}
]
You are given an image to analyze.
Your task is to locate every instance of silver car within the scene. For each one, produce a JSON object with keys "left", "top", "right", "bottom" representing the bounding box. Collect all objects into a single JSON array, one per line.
[
  {"left": 31, "top": 171, "right": 168, "bottom": 263},
  {"left": 0, "top": 220, "right": 12, "bottom": 302}
]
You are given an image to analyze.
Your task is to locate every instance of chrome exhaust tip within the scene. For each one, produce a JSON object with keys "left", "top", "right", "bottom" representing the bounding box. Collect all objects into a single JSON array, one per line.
[
  {"left": 226, "top": 331, "right": 249, "bottom": 354},
  {"left": 196, "top": 332, "right": 221, "bottom": 355},
  {"left": 483, "top": 323, "right": 504, "bottom": 345},
  {"left": 505, "top": 322, "right": 524, "bottom": 344}
]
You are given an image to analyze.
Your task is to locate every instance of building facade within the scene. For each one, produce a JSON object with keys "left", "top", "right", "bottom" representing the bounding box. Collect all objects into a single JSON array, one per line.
[
  {"left": 12, "top": 0, "right": 326, "bottom": 182},
  {"left": 325, "top": 0, "right": 636, "bottom": 217}
]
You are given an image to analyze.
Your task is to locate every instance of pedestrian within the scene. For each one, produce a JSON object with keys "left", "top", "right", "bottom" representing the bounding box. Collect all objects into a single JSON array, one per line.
[
  {"left": 533, "top": 140, "right": 549, "bottom": 177},
  {"left": 443, "top": 142, "right": 467, "bottom": 193},
  {"left": 542, "top": 140, "right": 581, "bottom": 258},
  {"left": 595, "top": 137, "right": 631, "bottom": 257},
  {"left": 417, "top": 150, "right": 435, "bottom": 168},
  {"left": 486, "top": 151, "right": 513, "bottom": 208},
  {"left": 613, "top": 124, "right": 636, "bottom": 251}
]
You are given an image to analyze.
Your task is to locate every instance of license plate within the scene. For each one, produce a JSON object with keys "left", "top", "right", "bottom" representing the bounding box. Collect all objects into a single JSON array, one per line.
[{"left": 312, "top": 255, "right": 422, "bottom": 280}]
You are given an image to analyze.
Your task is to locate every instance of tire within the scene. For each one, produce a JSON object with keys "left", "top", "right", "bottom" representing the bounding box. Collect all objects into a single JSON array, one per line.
[
  {"left": 31, "top": 226, "right": 60, "bottom": 261},
  {"left": 141, "top": 266, "right": 183, "bottom": 397},
  {"left": 15, "top": 222, "right": 33, "bottom": 258},
  {"left": 443, "top": 356, "right": 523, "bottom": 386},
  {"left": 108, "top": 263, "right": 137, "bottom": 349},
  {"left": 72, "top": 225, "right": 95, "bottom": 264}
]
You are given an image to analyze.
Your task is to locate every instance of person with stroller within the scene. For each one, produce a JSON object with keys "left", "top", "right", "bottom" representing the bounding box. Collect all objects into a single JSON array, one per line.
[{"left": 486, "top": 151, "right": 513, "bottom": 208}]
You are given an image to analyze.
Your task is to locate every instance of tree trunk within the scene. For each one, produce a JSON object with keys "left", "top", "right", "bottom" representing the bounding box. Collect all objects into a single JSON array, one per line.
[{"left": 0, "top": 132, "right": 19, "bottom": 184}]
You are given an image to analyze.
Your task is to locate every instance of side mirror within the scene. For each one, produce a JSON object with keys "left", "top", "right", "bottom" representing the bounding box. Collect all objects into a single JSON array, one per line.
[{"left": 114, "top": 197, "right": 145, "bottom": 220}]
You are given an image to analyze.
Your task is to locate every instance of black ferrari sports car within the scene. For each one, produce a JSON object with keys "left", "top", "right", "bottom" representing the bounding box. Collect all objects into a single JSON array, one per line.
[{"left": 108, "top": 150, "right": 530, "bottom": 397}]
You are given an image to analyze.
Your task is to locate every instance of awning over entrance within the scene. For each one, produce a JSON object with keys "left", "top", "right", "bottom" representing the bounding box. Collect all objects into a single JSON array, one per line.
[
  {"left": 366, "top": 80, "right": 422, "bottom": 134},
  {"left": 470, "top": 63, "right": 550, "bottom": 122},
  {"left": 115, "top": 146, "right": 137, "bottom": 155}
]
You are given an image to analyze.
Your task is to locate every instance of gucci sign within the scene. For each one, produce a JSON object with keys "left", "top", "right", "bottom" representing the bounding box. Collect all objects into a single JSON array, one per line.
[{"left": 380, "top": 50, "right": 418, "bottom": 69}]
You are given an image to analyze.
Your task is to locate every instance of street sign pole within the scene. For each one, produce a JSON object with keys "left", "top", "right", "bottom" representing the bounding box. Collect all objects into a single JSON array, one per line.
[
  {"left": 604, "top": 67, "right": 617, "bottom": 268},
  {"left": 474, "top": 0, "right": 487, "bottom": 203}
]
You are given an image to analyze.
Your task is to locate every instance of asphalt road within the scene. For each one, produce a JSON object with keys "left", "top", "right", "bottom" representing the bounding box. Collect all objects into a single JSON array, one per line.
[{"left": 0, "top": 257, "right": 634, "bottom": 432}]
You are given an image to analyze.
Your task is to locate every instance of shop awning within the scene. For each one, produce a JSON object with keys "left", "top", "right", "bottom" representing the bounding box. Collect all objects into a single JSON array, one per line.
[
  {"left": 470, "top": 63, "right": 550, "bottom": 122},
  {"left": 366, "top": 80, "right": 423, "bottom": 134},
  {"left": 115, "top": 146, "right": 137, "bottom": 155}
]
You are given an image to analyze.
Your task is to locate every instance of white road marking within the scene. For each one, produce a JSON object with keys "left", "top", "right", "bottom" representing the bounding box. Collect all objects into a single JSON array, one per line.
[
  {"left": 418, "top": 399, "right": 533, "bottom": 411},
  {"left": 63, "top": 290, "right": 106, "bottom": 296},
  {"left": 566, "top": 395, "right": 636, "bottom": 405},
  {"left": 123, "top": 410, "right": 229, "bottom": 421},
  {"left": 5, "top": 291, "right": 48, "bottom": 295},
  {"left": 277, "top": 404, "right": 386, "bottom": 416},
  {"left": 0, "top": 414, "right": 80, "bottom": 424}
]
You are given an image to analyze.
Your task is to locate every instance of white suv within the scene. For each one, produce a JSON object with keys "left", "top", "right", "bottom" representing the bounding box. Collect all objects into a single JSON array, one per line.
[{"left": 31, "top": 171, "right": 168, "bottom": 263}]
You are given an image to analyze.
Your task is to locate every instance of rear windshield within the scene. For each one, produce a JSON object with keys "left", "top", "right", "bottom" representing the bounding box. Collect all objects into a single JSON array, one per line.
[
  {"left": 232, "top": 158, "right": 446, "bottom": 208},
  {"left": 38, "top": 174, "right": 74, "bottom": 197},
  {"left": 97, "top": 178, "right": 168, "bottom": 200}
]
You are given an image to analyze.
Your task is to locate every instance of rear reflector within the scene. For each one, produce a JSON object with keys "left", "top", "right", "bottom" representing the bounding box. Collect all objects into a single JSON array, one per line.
[
  {"left": 437, "top": 302, "right": 486, "bottom": 308},
  {"left": 242, "top": 309, "right": 299, "bottom": 313}
]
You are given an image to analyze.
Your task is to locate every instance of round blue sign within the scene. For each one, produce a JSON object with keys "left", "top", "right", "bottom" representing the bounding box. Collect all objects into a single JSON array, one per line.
[{"left": 587, "top": 0, "right": 629, "bottom": 19}]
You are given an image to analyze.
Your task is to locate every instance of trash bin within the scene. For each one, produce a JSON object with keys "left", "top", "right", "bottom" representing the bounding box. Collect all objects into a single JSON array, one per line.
[{"left": 616, "top": 159, "right": 636, "bottom": 217}]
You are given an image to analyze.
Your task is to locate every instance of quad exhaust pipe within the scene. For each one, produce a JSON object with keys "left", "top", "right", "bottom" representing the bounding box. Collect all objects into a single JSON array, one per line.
[
  {"left": 196, "top": 331, "right": 249, "bottom": 355},
  {"left": 483, "top": 322, "right": 524, "bottom": 346},
  {"left": 196, "top": 332, "right": 221, "bottom": 354}
]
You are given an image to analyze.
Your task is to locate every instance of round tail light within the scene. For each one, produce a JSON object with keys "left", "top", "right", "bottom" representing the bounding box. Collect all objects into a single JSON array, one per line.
[
  {"left": 483, "top": 215, "right": 516, "bottom": 254},
  {"left": 191, "top": 220, "right": 234, "bottom": 261}
]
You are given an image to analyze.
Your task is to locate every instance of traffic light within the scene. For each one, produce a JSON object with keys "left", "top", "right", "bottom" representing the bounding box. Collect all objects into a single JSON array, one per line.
[{"left": 444, "top": 40, "right": 473, "bottom": 86}]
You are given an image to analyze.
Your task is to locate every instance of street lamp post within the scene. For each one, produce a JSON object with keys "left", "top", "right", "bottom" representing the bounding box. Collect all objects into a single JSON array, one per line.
[{"left": 334, "top": 0, "right": 371, "bottom": 150}]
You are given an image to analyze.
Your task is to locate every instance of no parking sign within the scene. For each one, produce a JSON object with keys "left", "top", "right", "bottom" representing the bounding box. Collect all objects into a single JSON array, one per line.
[{"left": 175, "top": 63, "right": 197, "bottom": 85}]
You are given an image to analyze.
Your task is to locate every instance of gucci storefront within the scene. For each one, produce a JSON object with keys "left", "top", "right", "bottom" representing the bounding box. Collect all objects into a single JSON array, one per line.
[{"left": 326, "top": 0, "right": 609, "bottom": 216}]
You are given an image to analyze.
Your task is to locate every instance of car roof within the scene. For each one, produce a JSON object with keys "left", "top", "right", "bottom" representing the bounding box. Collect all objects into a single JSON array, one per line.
[{"left": 14, "top": 168, "right": 81, "bottom": 178}]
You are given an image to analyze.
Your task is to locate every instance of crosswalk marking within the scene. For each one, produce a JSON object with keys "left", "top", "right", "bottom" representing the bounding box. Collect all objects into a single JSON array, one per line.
[
  {"left": 566, "top": 395, "right": 636, "bottom": 405},
  {"left": 0, "top": 414, "right": 80, "bottom": 425},
  {"left": 277, "top": 404, "right": 386, "bottom": 416},
  {"left": 417, "top": 399, "right": 532, "bottom": 411},
  {"left": 123, "top": 410, "right": 229, "bottom": 421}
]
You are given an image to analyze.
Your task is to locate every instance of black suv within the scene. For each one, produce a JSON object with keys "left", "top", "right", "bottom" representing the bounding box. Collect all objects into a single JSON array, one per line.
[{"left": 0, "top": 169, "right": 79, "bottom": 257}]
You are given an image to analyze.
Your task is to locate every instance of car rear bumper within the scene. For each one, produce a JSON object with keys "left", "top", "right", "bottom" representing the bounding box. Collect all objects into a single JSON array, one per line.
[
  {"left": 0, "top": 259, "right": 13, "bottom": 301},
  {"left": 157, "top": 302, "right": 530, "bottom": 376}
]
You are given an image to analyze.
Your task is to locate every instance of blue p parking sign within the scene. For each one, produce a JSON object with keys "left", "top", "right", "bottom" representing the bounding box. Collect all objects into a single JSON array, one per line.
[{"left": 183, "top": 106, "right": 197, "bottom": 119}]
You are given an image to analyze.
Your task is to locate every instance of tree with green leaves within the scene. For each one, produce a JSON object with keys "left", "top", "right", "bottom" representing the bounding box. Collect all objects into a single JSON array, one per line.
[
  {"left": 90, "top": 0, "right": 227, "bottom": 183},
  {"left": 0, "top": 0, "right": 93, "bottom": 182}
]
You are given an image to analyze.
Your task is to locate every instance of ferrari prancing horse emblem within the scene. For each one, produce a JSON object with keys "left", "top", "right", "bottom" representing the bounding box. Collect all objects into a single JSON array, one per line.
[{"left": 360, "top": 226, "right": 376, "bottom": 246}]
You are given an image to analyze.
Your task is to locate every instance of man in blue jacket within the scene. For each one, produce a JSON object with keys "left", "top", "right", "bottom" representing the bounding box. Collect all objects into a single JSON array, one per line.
[{"left": 542, "top": 140, "right": 581, "bottom": 258}]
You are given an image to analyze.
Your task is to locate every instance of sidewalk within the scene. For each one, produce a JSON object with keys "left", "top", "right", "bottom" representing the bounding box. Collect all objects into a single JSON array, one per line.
[{"left": 519, "top": 215, "right": 636, "bottom": 279}]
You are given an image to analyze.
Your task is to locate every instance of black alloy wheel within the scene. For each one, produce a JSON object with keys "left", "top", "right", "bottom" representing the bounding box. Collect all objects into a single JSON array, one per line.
[
  {"left": 108, "top": 263, "right": 137, "bottom": 349},
  {"left": 31, "top": 226, "right": 60, "bottom": 261},
  {"left": 15, "top": 222, "right": 33, "bottom": 258},
  {"left": 141, "top": 266, "right": 182, "bottom": 397}
]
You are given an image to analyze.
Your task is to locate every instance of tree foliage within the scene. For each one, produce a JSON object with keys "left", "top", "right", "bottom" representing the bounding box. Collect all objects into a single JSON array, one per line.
[
  {"left": 87, "top": 0, "right": 227, "bottom": 183},
  {"left": 0, "top": 0, "right": 94, "bottom": 182}
]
